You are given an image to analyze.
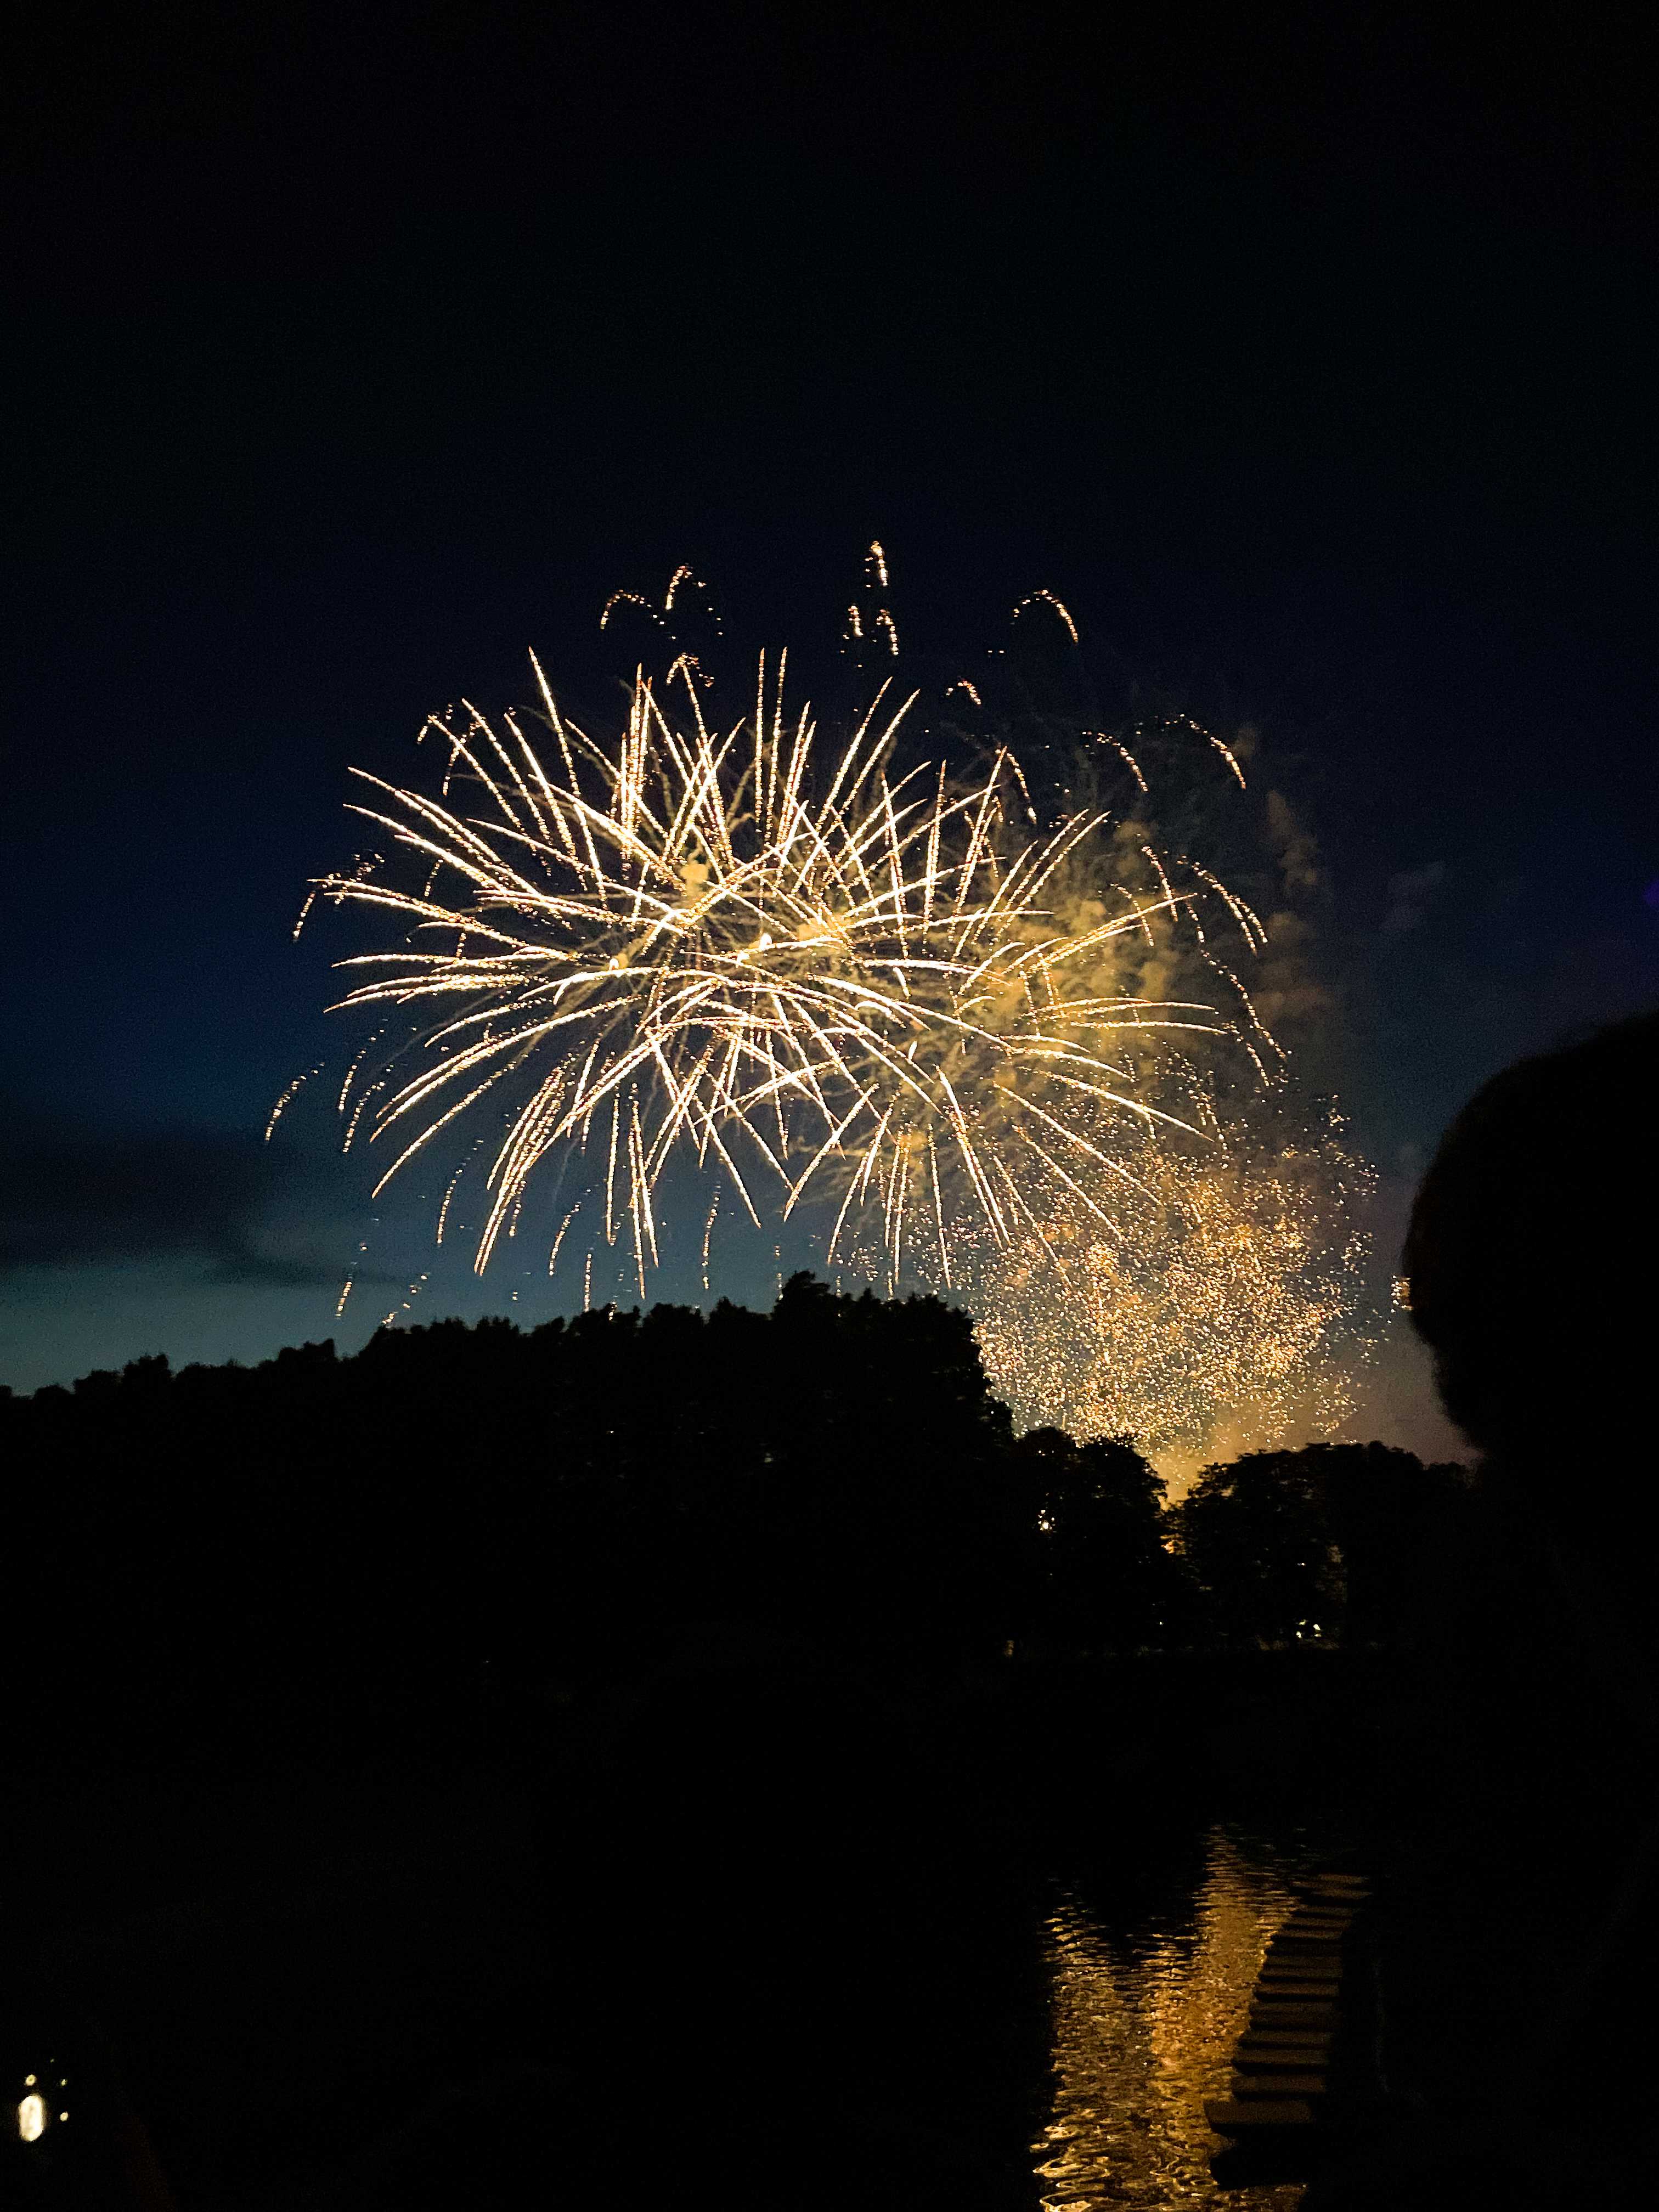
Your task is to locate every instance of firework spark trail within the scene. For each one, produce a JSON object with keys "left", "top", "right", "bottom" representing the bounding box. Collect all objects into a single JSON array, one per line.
[
  {"left": 310, "top": 652, "right": 1267, "bottom": 1283},
  {"left": 264, "top": 1063, "right": 322, "bottom": 1141}
]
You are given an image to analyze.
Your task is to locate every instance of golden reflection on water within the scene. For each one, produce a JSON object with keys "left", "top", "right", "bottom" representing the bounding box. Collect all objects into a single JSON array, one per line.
[{"left": 1034, "top": 1828, "right": 1305, "bottom": 2210}]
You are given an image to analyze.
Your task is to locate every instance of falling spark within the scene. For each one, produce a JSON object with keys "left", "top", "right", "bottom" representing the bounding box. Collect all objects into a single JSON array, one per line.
[
  {"left": 1085, "top": 731, "right": 1148, "bottom": 795},
  {"left": 549, "top": 1202, "right": 581, "bottom": 1277},
  {"left": 701, "top": 1184, "right": 721, "bottom": 1294},
  {"left": 1206, "top": 734, "right": 1248, "bottom": 791},
  {"left": 1013, "top": 588, "right": 1079, "bottom": 645},
  {"left": 265, "top": 1065, "right": 323, "bottom": 1141}
]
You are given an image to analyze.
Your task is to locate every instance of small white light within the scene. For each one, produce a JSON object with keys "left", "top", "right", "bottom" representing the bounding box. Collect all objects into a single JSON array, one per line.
[{"left": 18, "top": 2094, "right": 47, "bottom": 2143}]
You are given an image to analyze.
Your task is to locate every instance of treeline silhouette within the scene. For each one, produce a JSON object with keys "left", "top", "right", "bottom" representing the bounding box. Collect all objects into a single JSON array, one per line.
[
  {"left": 2, "top": 1273, "right": 1462, "bottom": 1764},
  {"left": 2, "top": 1277, "right": 1482, "bottom": 2211}
]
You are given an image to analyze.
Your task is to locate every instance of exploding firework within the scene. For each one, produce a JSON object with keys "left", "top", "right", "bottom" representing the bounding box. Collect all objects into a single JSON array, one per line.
[
  {"left": 904, "top": 618, "right": 1379, "bottom": 1470},
  {"left": 303, "top": 642, "right": 1267, "bottom": 1292},
  {"left": 295, "top": 561, "right": 1377, "bottom": 1461},
  {"left": 967, "top": 1092, "right": 1378, "bottom": 1479}
]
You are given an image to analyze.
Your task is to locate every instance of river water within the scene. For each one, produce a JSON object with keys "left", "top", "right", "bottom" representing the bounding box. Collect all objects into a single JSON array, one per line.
[
  {"left": 13, "top": 1756, "right": 1331, "bottom": 2207},
  {"left": 1031, "top": 1825, "right": 1307, "bottom": 2211}
]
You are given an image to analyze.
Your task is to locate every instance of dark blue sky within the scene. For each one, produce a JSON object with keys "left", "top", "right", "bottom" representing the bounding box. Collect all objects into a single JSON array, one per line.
[{"left": 5, "top": 5, "right": 1655, "bottom": 1443}]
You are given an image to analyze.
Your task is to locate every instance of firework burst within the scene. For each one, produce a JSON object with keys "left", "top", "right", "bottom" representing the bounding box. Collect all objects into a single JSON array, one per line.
[
  {"left": 967, "top": 1093, "right": 1378, "bottom": 1477},
  {"left": 307, "top": 650, "right": 1266, "bottom": 1290}
]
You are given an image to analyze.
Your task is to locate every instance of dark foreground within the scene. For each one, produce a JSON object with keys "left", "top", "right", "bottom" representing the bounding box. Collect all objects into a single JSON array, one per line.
[
  {"left": 3, "top": 1650, "right": 1368, "bottom": 2209},
  {"left": 9, "top": 1641, "right": 1657, "bottom": 2209}
]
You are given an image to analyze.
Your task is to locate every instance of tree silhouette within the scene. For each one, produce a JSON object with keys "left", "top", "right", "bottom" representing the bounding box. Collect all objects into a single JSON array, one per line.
[
  {"left": 1172, "top": 1441, "right": 1465, "bottom": 1647},
  {"left": 0, "top": 1278, "right": 1474, "bottom": 1766},
  {"left": 1012, "top": 1428, "right": 1191, "bottom": 1652}
]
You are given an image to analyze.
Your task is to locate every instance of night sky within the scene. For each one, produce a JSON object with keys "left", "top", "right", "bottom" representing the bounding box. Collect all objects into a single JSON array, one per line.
[{"left": 6, "top": 7, "right": 1655, "bottom": 1452}]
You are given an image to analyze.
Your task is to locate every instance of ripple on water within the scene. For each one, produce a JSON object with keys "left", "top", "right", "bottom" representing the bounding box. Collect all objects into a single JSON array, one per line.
[{"left": 1033, "top": 1826, "right": 1308, "bottom": 2210}]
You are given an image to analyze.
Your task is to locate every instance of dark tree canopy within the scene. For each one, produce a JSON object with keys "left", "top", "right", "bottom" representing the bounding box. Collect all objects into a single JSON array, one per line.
[
  {"left": 1172, "top": 1441, "right": 1466, "bottom": 1649},
  {"left": 1012, "top": 1429, "right": 1191, "bottom": 1653},
  {"left": 1, "top": 1277, "right": 1469, "bottom": 1767},
  {"left": 0, "top": 1279, "right": 1029, "bottom": 1760}
]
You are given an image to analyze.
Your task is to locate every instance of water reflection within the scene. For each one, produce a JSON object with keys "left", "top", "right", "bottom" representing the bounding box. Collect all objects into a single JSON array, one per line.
[{"left": 1034, "top": 1827, "right": 1305, "bottom": 2210}]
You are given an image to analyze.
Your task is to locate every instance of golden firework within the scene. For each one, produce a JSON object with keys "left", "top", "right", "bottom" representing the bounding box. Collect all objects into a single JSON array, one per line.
[
  {"left": 306, "top": 650, "right": 1263, "bottom": 1291},
  {"left": 969, "top": 1095, "right": 1377, "bottom": 1477}
]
